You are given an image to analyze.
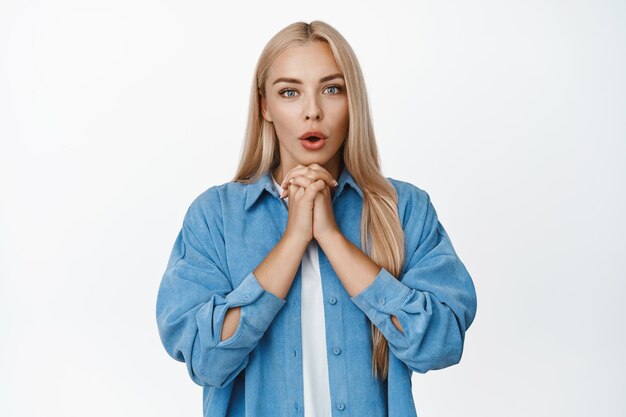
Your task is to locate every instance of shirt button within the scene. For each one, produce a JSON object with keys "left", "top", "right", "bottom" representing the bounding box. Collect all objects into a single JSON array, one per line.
[
  {"left": 328, "top": 296, "right": 337, "bottom": 304},
  {"left": 336, "top": 402, "right": 345, "bottom": 410},
  {"left": 332, "top": 347, "right": 341, "bottom": 355},
  {"left": 243, "top": 295, "right": 250, "bottom": 301},
  {"left": 378, "top": 298, "right": 385, "bottom": 305}
]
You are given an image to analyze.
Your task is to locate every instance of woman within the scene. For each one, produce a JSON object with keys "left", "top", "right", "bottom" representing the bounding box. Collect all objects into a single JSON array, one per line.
[{"left": 156, "top": 20, "right": 477, "bottom": 417}]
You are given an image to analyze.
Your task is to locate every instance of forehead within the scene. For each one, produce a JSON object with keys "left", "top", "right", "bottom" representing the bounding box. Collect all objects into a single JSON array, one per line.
[{"left": 269, "top": 41, "right": 340, "bottom": 79}]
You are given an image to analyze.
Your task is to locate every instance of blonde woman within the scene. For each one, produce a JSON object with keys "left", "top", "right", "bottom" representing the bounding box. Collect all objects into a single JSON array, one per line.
[{"left": 156, "top": 20, "right": 477, "bottom": 417}]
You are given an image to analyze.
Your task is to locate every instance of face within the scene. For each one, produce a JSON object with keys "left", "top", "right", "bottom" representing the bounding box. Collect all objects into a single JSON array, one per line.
[{"left": 260, "top": 41, "right": 349, "bottom": 178}]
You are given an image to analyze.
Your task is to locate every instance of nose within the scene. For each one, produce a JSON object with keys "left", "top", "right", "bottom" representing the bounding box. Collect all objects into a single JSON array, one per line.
[{"left": 304, "top": 95, "right": 322, "bottom": 121}]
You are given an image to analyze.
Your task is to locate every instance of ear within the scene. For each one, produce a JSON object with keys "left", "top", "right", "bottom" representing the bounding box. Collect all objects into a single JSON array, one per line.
[{"left": 260, "top": 93, "right": 273, "bottom": 123}]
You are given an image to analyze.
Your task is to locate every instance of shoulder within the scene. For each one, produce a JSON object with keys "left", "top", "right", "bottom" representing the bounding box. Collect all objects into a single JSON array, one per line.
[
  {"left": 183, "top": 179, "right": 249, "bottom": 225},
  {"left": 385, "top": 176, "right": 432, "bottom": 221},
  {"left": 385, "top": 177, "right": 445, "bottom": 253}
]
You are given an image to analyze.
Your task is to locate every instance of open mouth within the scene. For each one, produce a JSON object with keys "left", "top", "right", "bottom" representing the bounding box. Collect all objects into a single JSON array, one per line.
[{"left": 299, "top": 135, "right": 326, "bottom": 150}]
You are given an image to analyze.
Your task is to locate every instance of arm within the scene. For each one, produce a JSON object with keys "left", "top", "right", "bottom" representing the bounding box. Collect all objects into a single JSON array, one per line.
[
  {"left": 221, "top": 233, "right": 308, "bottom": 340},
  {"left": 316, "top": 232, "right": 405, "bottom": 332},
  {"left": 156, "top": 189, "right": 297, "bottom": 388},
  {"left": 320, "top": 187, "right": 477, "bottom": 374}
]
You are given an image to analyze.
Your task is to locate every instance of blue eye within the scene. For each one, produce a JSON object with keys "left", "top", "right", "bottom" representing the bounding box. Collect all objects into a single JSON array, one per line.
[
  {"left": 279, "top": 88, "right": 297, "bottom": 98},
  {"left": 325, "top": 85, "right": 342, "bottom": 94},
  {"left": 278, "top": 85, "right": 344, "bottom": 98}
]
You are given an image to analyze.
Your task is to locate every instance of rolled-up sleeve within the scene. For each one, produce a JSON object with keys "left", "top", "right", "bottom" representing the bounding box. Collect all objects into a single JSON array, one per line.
[
  {"left": 350, "top": 187, "right": 477, "bottom": 374},
  {"left": 156, "top": 188, "right": 286, "bottom": 388}
]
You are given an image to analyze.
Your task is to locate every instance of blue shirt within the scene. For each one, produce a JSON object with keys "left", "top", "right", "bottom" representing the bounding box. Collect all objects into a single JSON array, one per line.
[{"left": 156, "top": 165, "right": 477, "bottom": 417}]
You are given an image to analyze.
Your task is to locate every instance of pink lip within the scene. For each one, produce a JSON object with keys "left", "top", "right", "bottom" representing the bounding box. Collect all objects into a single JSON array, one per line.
[
  {"left": 299, "top": 130, "right": 327, "bottom": 140},
  {"left": 300, "top": 137, "right": 326, "bottom": 151}
]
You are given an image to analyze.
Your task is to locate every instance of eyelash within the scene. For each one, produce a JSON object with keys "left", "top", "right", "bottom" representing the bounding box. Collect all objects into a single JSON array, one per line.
[{"left": 278, "top": 85, "right": 343, "bottom": 98}]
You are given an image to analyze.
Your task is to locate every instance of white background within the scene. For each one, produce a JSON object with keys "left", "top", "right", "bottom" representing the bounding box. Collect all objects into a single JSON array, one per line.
[{"left": 1, "top": 1, "right": 625, "bottom": 416}]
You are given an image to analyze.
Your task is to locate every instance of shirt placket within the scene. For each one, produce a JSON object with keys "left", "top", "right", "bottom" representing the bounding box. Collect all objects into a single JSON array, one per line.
[
  {"left": 317, "top": 245, "right": 350, "bottom": 415},
  {"left": 265, "top": 182, "right": 306, "bottom": 416}
]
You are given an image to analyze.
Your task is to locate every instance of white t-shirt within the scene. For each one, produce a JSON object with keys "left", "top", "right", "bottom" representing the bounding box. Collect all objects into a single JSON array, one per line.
[{"left": 271, "top": 175, "right": 332, "bottom": 417}]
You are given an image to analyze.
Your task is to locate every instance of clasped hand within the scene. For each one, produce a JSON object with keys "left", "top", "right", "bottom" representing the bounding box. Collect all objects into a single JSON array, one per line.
[{"left": 279, "top": 163, "right": 340, "bottom": 244}]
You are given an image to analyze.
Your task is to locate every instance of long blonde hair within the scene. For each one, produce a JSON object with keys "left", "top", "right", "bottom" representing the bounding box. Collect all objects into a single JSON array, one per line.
[{"left": 231, "top": 20, "right": 405, "bottom": 380}]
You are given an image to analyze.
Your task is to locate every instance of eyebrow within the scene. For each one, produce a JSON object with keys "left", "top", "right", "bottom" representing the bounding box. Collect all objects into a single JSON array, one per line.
[{"left": 272, "top": 73, "right": 344, "bottom": 86}]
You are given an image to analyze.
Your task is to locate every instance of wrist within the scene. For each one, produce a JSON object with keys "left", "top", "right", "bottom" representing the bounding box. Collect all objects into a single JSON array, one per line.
[
  {"left": 315, "top": 228, "right": 343, "bottom": 249},
  {"left": 281, "top": 231, "right": 310, "bottom": 251}
]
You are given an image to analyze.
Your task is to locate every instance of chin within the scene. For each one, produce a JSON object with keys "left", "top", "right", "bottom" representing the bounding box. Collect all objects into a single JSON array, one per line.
[{"left": 299, "top": 156, "right": 329, "bottom": 166}]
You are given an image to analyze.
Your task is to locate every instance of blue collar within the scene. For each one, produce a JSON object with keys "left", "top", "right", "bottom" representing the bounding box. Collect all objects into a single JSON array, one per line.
[{"left": 244, "top": 164, "right": 363, "bottom": 211}]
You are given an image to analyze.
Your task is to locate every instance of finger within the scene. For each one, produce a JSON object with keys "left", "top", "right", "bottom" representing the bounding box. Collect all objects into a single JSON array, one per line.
[
  {"left": 284, "top": 169, "right": 337, "bottom": 190},
  {"left": 303, "top": 179, "right": 326, "bottom": 200},
  {"left": 281, "top": 176, "right": 315, "bottom": 199},
  {"left": 306, "top": 164, "right": 338, "bottom": 188},
  {"left": 288, "top": 176, "right": 317, "bottom": 188},
  {"left": 279, "top": 164, "right": 306, "bottom": 188},
  {"left": 286, "top": 178, "right": 319, "bottom": 200},
  {"left": 283, "top": 181, "right": 304, "bottom": 199},
  {"left": 282, "top": 173, "right": 334, "bottom": 196},
  {"left": 280, "top": 166, "right": 308, "bottom": 188},
  {"left": 281, "top": 165, "right": 337, "bottom": 189}
]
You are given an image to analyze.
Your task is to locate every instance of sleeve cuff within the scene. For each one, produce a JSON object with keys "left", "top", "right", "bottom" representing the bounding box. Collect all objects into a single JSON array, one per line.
[
  {"left": 350, "top": 267, "right": 412, "bottom": 326},
  {"left": 224, "top": 270, "right": 287, "bottom": 332}
]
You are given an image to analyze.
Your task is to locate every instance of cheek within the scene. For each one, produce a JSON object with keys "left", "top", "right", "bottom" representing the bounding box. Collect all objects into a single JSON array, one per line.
[
  {"left": 269, "top": 105, "right": 295, "bottom": 127},
  {"left": 327, "top": 100, "right": 349, "bottom": 120},
  {"left": 272, "top": 105, "right": 301, "bottom": 128},
  {"left": 330, "top": 110, "right": 349, "bottom": 132},
  {"left": 271, "top": 109, "right": 299, "bottom": 144}
]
